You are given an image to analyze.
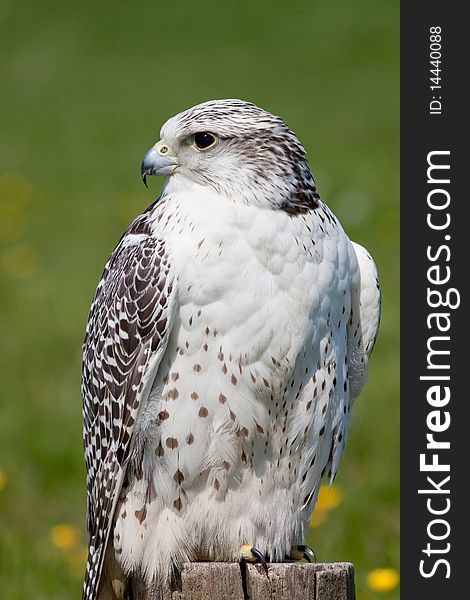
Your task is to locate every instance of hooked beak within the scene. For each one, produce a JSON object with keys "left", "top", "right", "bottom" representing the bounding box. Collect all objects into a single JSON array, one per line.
[{"left": 140, "top": 141, "right": 178, "bottom": 187}]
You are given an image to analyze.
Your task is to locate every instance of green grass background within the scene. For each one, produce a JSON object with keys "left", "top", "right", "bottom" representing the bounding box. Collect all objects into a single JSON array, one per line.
[{"left": 0, "top": 1, "right": 399, "bottom": 598}]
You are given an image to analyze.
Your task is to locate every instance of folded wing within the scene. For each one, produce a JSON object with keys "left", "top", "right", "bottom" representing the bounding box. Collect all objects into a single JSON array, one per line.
[{"left": 81, "top": 224, "right": 178, "bottom": 599}]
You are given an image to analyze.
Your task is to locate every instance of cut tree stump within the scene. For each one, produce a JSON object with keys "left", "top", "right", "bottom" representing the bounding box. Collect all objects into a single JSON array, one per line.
[{"left": 132, "top": 562, "right": 355, "bottom": 600}]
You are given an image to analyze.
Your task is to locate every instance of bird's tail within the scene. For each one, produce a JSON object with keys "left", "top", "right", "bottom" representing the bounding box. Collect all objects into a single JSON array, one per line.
[
  {"left": 83, "top": 538, "right": 132, "bottom": 600},
  {"left": 82, "top": 541, "right": 105, "bottom": 600}
]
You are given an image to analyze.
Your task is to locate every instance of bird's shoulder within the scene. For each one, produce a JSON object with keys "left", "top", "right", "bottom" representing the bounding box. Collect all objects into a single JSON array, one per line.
[{"left": 82, "top": 213, "right": 178, "bottom": 442}]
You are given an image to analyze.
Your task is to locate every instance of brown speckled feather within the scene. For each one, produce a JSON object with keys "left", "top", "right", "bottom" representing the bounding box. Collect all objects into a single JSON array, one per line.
[{"left": 81, "top": 215, "right": 177, "bottom": 599}]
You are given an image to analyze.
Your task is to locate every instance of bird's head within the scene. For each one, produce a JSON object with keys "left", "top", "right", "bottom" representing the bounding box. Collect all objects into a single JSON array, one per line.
[{"left": 141, "top": 99, "right": 320, "bottom": 213}]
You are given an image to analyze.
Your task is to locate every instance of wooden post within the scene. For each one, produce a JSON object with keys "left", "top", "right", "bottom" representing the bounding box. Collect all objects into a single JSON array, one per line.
[{"left": 132, "top": 562, "right": 355, "bottom": 600}]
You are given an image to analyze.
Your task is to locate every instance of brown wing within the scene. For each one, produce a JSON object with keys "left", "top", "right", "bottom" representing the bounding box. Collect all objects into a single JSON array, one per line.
[{"left": 81, "top": 224, "right": 177, "bottom": 599}]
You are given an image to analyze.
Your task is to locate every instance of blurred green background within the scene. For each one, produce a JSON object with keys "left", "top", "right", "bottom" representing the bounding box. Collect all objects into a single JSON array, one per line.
[{"left": 0, "top": 0, "right": 399, "bottom": 598}]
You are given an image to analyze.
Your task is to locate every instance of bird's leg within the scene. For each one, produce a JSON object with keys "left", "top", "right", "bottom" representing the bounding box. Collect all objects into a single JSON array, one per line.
[
  {"left": 287, "top": 544, "right": 317, "bottom": 563},
  {"left": 241, "top": 544, "right": 269, "bottom": 574}
]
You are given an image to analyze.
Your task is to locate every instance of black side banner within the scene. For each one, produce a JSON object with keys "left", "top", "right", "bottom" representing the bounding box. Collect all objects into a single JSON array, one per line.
[{"left": 401, "top": 3, "right": 467, "bottom": 598}]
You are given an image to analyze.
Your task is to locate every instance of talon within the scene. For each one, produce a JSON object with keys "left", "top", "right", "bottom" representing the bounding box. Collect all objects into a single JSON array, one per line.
[
  {"left": 288, "top": 544, "right": 317, "bottom": 563},
  {"left": 299, "top": 544, "right": 316, "bottom": 563},
  {"left": 251, "top": 547, "right": 269, "bottom": 574},
  {"left": 241, "top": 544, "right": 269, "bottom": 574}
]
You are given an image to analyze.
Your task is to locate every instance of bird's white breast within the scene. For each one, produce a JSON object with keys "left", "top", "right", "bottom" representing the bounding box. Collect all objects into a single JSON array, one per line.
[
  {"left": 153, "top": 183, "right": 335, "bottom": 363},
  {"left": 114, "top": 182, "right": 356, "bottom": 580}
]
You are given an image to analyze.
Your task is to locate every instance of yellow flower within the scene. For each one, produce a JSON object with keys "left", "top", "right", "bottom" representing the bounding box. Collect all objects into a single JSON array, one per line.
[
  {"left": 49, "top": 524, "right": 81, "bottom": 552},
  {"left": 0, "top": 469, "right": 6, "bottom": 492},
  {"left": 309, "top": 484, "right": 343, "bottom": 528},
  {"left": 310, "top": 509, "right": 327, "bottom": 528},
  {"left": 367, "top": 568, "right": 400, "bottom": 592},
  {"left": 316, "top": 484, "right": 343, "bottom": 510}
]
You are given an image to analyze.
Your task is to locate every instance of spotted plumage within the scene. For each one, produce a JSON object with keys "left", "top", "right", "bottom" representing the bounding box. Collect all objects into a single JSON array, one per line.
[{"left": 81, "top": 99, "right": 381, "bottom": 599}]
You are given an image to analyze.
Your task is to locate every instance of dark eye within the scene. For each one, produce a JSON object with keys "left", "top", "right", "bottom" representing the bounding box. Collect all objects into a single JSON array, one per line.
[{"left": 194, "top": 132, "right": 216, "bottom": 150}]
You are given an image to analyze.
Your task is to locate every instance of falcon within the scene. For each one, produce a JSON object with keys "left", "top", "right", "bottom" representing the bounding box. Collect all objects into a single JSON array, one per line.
[{"left": 81, "top": 99, "right": 381, "bottom": 599}]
